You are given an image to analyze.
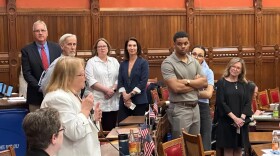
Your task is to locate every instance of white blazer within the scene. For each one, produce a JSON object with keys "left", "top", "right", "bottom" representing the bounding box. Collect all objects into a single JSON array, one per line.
[{"left": 41, "top": 89, "right": 101, "bottom": 156}]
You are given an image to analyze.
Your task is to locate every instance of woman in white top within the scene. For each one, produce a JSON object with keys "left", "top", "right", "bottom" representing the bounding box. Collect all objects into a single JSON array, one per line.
[
  {"left": 41, "top": 57, "right": 102, "bottom": 156},
  {"left": 84, "top": 38, "right": 120, "bottom": 131}
]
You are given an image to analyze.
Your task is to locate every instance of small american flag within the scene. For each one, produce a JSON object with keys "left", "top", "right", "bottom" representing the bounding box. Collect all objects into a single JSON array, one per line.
[
  {"left": 149, "top": 106, "right": 156, "bottom": 118},
  {"left": 144, "top": 134, "right": 155, "bottom": 156},
  {"left": 139, "top": 124, "right": 149, "bottom": 138},
  {"left": 153, "top": 101, "right": 158, "bottom": 115}
]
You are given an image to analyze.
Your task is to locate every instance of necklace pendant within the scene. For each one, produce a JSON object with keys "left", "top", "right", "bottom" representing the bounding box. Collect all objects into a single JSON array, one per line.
[{"left": 235, "top": 84, "right": 238, "bottom": 89}]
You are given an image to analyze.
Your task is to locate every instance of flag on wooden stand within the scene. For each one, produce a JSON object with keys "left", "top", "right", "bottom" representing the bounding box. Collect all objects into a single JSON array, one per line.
[
  {"left": 144, "top": 134, "right": 155, "bottom": 156},
  {"left": 149, "top": 106, "right": 156, "bottom": 119},
  {"left": 153, "top": 100, "right": 158, "bottom": 115},
  {"left": 139, "top": 124, "right": 149, "bottom": 138}
]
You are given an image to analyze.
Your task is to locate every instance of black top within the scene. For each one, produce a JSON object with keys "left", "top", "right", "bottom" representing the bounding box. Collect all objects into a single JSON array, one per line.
[
  {"left": 26, "top": 148, "right": 50, "bottom": 156},
  {"left": 215, "top": 78, "right": 252, "bottom": 149}
]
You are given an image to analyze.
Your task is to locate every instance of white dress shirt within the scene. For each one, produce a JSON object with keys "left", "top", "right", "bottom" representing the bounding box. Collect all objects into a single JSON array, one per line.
[{"left": 84, "top": 56, "right": 120, "bottom": 112}]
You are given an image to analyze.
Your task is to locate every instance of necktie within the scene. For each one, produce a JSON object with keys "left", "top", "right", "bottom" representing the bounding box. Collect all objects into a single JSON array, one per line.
[{"left": 41, "top": 45, "right": 49, "bottom": 70}]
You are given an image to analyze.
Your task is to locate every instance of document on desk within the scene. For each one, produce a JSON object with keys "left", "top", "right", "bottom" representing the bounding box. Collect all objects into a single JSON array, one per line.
[
  {"left": 7, "top": 97, "right": 26, "bottom": 103},
  {"left": 253, "top": 115, "right": 272, "bottom": 119},
  {"left": 272, "top": 130, "right": 280, "bottom": 135},
  {"left": 116, "top": 127, "right": 139, "bottom": 134},
  {"left": 262, "top": 149, "right": 280, "bottom": 155}
]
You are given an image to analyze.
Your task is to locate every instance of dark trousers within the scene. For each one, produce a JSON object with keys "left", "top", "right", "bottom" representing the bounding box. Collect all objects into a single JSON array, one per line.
[
  {"left": 102, "top": 111, "right": 118, "bottom": 131},
  {"left": 198, "top": 101, "right": 212, "bottom": 151},
  {"left": 117, "top": 103, "right": 148, "bottom": 124}
]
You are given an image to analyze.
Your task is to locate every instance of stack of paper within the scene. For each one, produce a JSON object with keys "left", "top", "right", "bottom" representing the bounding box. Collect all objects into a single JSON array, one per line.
[
  {"left": 262, "top": 149, "right": 280, "bottom": 155},
  {"left": 7, "top": 97, "right": 26, "bottom": 103},
  {"left": 252, "top": 115, "right": 272, "bottom": 119},
  {"left": 272, "top": 130, "right": 280, "bottom": 135}
]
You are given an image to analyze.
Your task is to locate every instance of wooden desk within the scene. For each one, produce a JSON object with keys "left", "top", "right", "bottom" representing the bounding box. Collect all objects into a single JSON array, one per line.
[
  {"left": 101, "top": 141, "right": 119, "bottom": 156},
  {"left": 251, "top": 143, "right": 272, "bottom": 156},
  {"left": 249, "top": 132, "right": 272, "bottom": 144},
  {"left": 106, "top": 124, "right": 139, "bottom": 140},
  {"left": 255, "top": 117, "right": 280, "bottom": 131},
  {"left": 0, "top": 98, "right": 28, "bottom": 110},
  {"left": 119, "top": 116, "right": 146, "bottom": 126}
]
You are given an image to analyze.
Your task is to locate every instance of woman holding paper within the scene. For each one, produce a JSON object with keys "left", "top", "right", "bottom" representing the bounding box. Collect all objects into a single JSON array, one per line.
[
  {"left": 117, "top": 37, "right": 149, "bottom": 123},
  {"left": 215, "top": 57, "right": 252, "bottom": 156}
]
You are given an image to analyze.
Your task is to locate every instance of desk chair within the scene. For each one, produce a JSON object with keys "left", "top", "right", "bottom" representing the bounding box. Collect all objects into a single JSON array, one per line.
[
  {"left": 161, "top": 137, "right": 186, "bottom": 156},
  {"left": 0, "top": 146, "right": 16, "bottom": 156},
  {"left": 251, "top": 98, "right": 258, "bottom": 113},
  {"left": 182, "top": 131, "right": 216, "bottom": 156},
  {"left": 160, "top": 87, "right": 169, "bottom": 101},
  {"left": 155, "top": 114, "right": 171, "bottom": 156},
  {"left": 268, "top": 87, "right": 280, "bottom": 103},
  {"left": 257, "top": 90, "right": 270, "bottom": 110},
  {"left": 150, "top": 89, "right": 167, "bottom": 110}
]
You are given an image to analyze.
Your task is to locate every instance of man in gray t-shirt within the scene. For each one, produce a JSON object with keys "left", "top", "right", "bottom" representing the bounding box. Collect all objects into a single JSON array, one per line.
[{"left": 161, "top": 31, "right": 207, "bottom": 138}]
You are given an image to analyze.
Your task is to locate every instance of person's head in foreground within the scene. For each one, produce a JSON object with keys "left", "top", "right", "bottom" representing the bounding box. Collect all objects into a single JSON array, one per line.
[{"left": 23, "top": 107, "right": 64, "bottom": 156}]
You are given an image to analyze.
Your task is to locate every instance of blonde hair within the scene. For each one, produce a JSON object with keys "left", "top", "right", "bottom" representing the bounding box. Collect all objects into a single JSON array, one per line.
[
  {"left": 33, "top": 20, "right": 47, "bottom": 31},
  {"left": 223, "top": 57, "right": 247, "bottom": 83},
  {"left": 46, "top": 57, "right": 85, "bottom": 93},
  {"left": 92, "top": 38, "right": 112, "bottom": 56}
]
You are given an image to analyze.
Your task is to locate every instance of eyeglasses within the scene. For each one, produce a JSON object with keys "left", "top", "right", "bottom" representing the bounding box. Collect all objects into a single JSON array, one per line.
[
  {"left": 33, "top": 29, "right": 47, "bottom": 33},
  {"left": 76, "top": 73, "right": 85, "bottom": 77},
  {"left": 57, "top": 126, "right": 66, "bottom": 133},
  {"left": 97, "top": 45, "right": 108, "bottom": 49},
  {"left": 191, "top": 52, "right": 204, "bottom": 58}
]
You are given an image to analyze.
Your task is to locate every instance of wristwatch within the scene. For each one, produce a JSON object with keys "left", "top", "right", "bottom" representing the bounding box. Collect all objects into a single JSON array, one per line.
[{"left": 185, "top": 79, "right": 191, "bottom": 85}]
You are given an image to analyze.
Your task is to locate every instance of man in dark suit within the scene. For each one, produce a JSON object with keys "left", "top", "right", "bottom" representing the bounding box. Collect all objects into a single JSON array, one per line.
[{"left": 21, "top": 20, "right": 61, "bottom": 112}]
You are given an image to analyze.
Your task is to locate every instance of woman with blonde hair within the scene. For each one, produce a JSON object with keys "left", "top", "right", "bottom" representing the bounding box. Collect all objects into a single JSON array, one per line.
[
  {"left": 215, "top": 57, "right": 252, "bottom": 156},
  {"left": 41, "top": 56, "right": 102, "bottom": 156}
]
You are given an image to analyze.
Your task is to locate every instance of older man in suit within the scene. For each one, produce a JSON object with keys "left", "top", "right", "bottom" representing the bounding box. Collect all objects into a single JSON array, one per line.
[{"left": 21, "top": 20, "right": 61, "bottom": 112}]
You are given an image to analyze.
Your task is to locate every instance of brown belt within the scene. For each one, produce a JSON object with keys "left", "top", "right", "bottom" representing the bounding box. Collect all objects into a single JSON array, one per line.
[{"left": 171, "top": 101, "right": 198, "bottom": 108}]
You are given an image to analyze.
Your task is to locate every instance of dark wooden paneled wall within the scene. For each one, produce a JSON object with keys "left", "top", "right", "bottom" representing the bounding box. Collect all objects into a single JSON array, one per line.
[{"left": 0, "top": 0, "right": 279, "bottom": 92}]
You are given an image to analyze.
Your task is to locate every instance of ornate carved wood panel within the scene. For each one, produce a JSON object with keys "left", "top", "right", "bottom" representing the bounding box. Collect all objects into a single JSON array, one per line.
[{"left": 0, "top": 0, "right": 280, "bottom": 92}]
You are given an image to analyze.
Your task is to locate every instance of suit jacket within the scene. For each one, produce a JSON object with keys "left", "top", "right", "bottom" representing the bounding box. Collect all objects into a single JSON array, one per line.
[
  {"left": 41, "top": 89, "right": 101, "bottom": 156},
  {"left": 21, "top": 41, "right": 61, "bottom": 105},
  {"left": 118, "top": 57, "right": 149, "bottom": 104}
]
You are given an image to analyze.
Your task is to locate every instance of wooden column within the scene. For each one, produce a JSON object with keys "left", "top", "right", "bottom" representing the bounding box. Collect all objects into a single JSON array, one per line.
[
  {"left": 274, "top": 45, "right": 279, "bottom": 87},
  {"left": 91, "top": 0, "right": 100, "bottom": 45},
  {"left": 186, "top": 0, "right": 194, "bottom": 45},
  {"left": 254, "top": 0, "right": 263, "bottom": 89},
  {"left": 7, "top": 0, "right": 18, "bottom": 91}
]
